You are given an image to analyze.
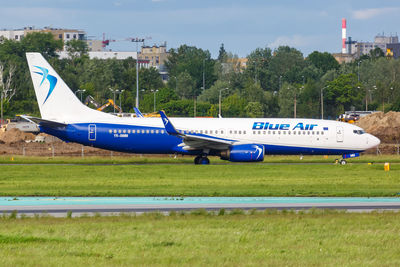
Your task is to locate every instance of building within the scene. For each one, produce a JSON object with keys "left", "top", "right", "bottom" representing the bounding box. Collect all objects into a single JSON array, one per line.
[
  {"left": 350, "top": 34, "right": 399, "bottom": 59},
  {"left": 86, "top": 40, "right": 103, "bottom": 52},
  {"left": 138, "top": 43, "right": 169, "bottom": 69},
  {"left": 0, "top": 26, "right": 87, "bottom": 51},
  {"left": 0, "top": 28, "right": 24, "bottom": 41}
]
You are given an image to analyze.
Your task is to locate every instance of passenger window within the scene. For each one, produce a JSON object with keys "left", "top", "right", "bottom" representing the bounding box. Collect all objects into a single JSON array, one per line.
[
  {"left": 142, "top": 130, "right": 145, "bottom": 134},
  {"left": 146, "top": 130, "right": 149, "bottom": 134},
  {"left": 151, "top": 130, "right": 154, "bottom": 134},
  {"left": 278, "top": 131, "right": 281, "bottom": 135},
  {"left": 161, "top": 130, "right": 164, "bottom": 134},
  {"left": 210, "top": 130, "right": 213, "bottom": 134},
  {"left": 243, "top": 131, "right": 246, "bottom": 134},
  {"left": 156, "top": 130, "right": 159, "bottom": 134},
  {"left": 123, "top": 130, "right": 126, "bottom": 133},
  {"left": 221, "top": 131, "right": 224, "bottom": 134},
  {"left": 128, "top": 130, "right": 131, "bottom": 134},
  {"left": 118, "top": 130, "right": 122, "bottom": 133},
  {"left": 239, "top": 130, "right": 241, "bottom": 134},
  {"left": 205, "top": 130, "right": 208, "bottom": 134},
  {"left": 321, "top": 131, "right": 324, "bottom": 135},
  {"left": 234, "top": 130, "right": 237, "bottom": 134},
  {"left": 283, "top": 131, "right": 286, "bottom": 135},
  {"left": 109, "top": 129, "right": 112, "bottom": 134}
]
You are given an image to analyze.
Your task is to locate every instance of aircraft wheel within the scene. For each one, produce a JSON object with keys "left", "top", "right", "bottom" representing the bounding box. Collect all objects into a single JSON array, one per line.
[
  {"left": 340, "top": 159, "right": 347, "bottom": 165},
  {"left": 199, "top": 157, "right": 210, "bottom": 165},
  {"left": 194, "top": 156, "right": 202, "bottom": 165}
]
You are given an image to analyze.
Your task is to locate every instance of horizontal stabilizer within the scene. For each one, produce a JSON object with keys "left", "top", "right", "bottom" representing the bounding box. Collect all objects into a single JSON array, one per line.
[{"left": 20, "top": 115, "right": 67, "bottom": 128}]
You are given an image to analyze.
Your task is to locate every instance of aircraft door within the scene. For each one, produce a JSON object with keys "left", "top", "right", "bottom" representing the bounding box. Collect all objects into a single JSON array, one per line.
[
  {"left": 336, "top": 126, "right": 344, "bottom": 142},
  {"left": 88, "top": 124, "right": 96, "bottom": 141}
]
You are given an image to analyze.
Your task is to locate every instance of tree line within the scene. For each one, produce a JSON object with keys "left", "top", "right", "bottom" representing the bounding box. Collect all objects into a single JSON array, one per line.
[{"left": 1, "top": 32, "right": 399, "bottom": 120}]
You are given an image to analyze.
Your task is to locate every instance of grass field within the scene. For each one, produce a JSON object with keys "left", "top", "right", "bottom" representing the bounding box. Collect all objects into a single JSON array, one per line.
[
  {"left": 0, "top": 211, "right": 400, "bottom": 266},
  {"left": 0, "top": 156, "right": 399, "bottom": 196},
  {"left": 1, "top": 154, "right": 400, "bottom": 164}
]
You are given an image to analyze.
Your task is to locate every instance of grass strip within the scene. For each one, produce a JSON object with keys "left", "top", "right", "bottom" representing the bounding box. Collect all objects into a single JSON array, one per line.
[
  {"left": 0, "top": 163, "right": 399, "bottom": 196},
  {"left": 0, "top": 211, "right": 400, "bottom": 266}
]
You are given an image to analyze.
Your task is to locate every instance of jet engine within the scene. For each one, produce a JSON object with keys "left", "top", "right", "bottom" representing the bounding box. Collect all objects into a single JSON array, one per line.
[{"left": 220, "top": 144, "right": 264, "bottom": 162}]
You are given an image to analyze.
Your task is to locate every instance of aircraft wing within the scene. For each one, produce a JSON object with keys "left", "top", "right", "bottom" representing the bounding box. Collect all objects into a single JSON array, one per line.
[
  {"left": 159, "top": 111, "right": 233, "bottom": 151},
  {"left": 19, "top": 115, "right": 67, "bottom": 128}
]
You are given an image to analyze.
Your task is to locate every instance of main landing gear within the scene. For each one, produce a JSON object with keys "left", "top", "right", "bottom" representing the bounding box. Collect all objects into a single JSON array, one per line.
[{"left": 194, "top": 155, "right": 210, "bottom": 165}]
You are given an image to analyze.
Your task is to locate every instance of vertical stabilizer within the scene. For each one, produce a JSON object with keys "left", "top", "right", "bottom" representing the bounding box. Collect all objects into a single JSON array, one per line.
[{"left": 26, "top": 53, "right": 113, "bottom": 122}]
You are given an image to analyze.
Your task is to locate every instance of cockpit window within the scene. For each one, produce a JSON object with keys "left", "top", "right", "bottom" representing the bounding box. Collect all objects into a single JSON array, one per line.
[{"left": 353, "top": 130, "right": 365, "bottom": 135}]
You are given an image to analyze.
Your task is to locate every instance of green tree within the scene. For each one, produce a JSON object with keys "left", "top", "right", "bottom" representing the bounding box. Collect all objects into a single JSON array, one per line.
[
  {"left": 245, "top": 47, "right": 272, "bottom": 90},
  {"left": 165, "top": 45, "right": 216, "bottom": 95},
  {"left": 65, "top": 39, "right": 89, "bottom": 59},
  {"left": 222, "top": 93, "right": 247, "bottom": 117},
  {"left": 307, "top": 51, "right": 339, "bottom": 73},
  {"left": 325, "top": 73, "right": 363, "bottom": 116},
  {"left": 269, "top": 46, "right": 306, "bottom": 91},
  {"left": 175, "top": 71, "right": 195, "bottom": 99},
  {"left": 217, "top": 43, "right": 228, "bottom": 62},
  {"left": 245, "top": 102, "right": 263, "bottom": 117},
  {"left": 21, "top": 32, "right": 63, "bottom": 58}
]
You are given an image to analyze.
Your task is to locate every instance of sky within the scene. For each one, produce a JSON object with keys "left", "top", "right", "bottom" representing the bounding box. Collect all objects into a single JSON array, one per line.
[{"left": 1, "top": 0, "right": 400, "bottom": 58}]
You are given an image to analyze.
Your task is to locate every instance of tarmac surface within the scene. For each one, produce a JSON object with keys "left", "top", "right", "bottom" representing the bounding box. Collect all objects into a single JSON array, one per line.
[{"left": 2, "top": 197, "right": 400, "bottom": 217}]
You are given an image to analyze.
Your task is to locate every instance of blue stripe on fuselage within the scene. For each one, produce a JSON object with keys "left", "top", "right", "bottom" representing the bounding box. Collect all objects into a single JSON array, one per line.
[{"left": 38, "top": 123, "right": 363, "bottom": 156}]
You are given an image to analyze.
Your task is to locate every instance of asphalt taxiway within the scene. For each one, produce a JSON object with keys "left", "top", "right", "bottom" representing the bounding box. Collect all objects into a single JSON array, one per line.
[{"left": 1, "top": 197, "right": 400, "bottom": 217}]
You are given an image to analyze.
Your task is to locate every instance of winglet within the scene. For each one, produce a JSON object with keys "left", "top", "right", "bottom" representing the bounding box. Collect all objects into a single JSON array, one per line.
[
  {"left": 159, "top": 110, "right": 182, "bottom": 136},
  {"left": 134, "top": 107, "right": 144, "bottom": 118}
]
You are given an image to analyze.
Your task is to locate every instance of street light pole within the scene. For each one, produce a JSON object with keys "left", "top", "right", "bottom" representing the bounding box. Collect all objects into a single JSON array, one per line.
[
  {"left": 119, "top": 90, "right": 125, "bottom": 113},
  {"left": 218, "top": 88, "right": 229, "bottom": 118},
  {"left": 130, "top": 38, "right": 145, "bottom": 108},
  {"left": 357, "top": 60, "right": 362, "bottom": 82},
  {"left": 109, "top": 88, "right": 116, "bottom": 113},
  {"left": 75, "top": 89, "right": 86, "bottom": 102},
  {"left": 151, "top": 89, "right": 159, "bottom": 112},
  {"left": 203, "top": 59, "right": 205, "bottom": 91},
  {"left": 291, "top": 87, "right": 296, "bottom": 118},
  {"left": 321, "top": 86, "right": 329, "bottom": 119}
]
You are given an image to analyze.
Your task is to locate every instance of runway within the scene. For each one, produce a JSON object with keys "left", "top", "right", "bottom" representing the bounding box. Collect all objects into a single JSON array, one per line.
[{"left": 2, "top": 197, "right": 400, "bottom": 216}]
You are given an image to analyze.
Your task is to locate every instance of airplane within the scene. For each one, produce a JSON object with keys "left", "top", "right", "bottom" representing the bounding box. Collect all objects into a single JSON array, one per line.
[{"left": 22, "top": 52, "right": 380, "bottom": 165}]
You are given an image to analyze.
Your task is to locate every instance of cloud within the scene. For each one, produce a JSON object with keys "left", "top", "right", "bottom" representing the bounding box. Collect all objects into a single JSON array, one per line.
[
  {"left": 268, "top": 35, "right": 316, "bottom": 49},
  {"left": 352, "top": 7, "right": 400, "bottom": 20}
]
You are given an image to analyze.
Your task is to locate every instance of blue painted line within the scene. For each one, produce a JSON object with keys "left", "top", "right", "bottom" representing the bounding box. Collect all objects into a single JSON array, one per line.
[{"left": 1, "top": 197, "right": 400, "bottom": 206}]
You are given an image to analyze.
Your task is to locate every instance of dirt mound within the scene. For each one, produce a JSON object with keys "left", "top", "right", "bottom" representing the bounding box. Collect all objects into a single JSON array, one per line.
[
  {"left": 0, "top": 128, "right": 36, "bottom": 144},
  {"left": 356, "top": 111, "right": 400, "bottom": 143}
]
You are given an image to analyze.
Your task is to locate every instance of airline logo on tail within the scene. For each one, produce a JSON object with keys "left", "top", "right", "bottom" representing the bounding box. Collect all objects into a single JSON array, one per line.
[{"left": 33, "top": 66, "right": 58, "bottom": 105}]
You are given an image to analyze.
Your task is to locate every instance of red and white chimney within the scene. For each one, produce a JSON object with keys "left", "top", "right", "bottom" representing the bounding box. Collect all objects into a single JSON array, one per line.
[{"left": 342, "top": 18, "right": 347, "bottom": 54}]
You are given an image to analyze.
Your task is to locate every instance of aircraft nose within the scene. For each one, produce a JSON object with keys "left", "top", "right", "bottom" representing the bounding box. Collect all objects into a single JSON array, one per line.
[{"left": 368, "top": 134, "right": 380, "bottom": 148}]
